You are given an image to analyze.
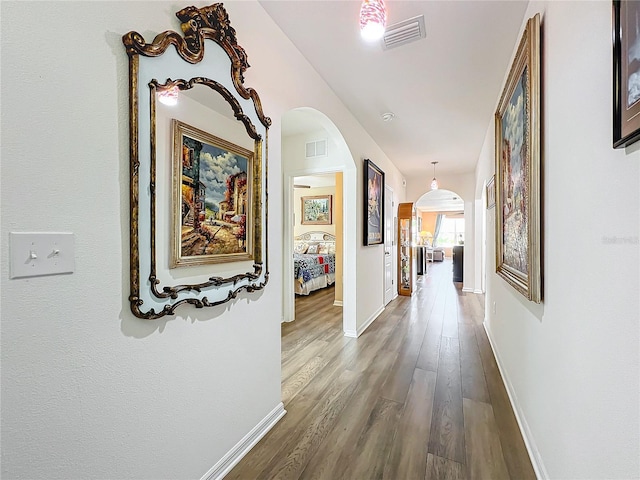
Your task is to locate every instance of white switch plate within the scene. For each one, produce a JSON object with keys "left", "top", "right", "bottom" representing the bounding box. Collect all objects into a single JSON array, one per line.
[{"left": 10, "top": 232, "right": 75, "bottom": 278}]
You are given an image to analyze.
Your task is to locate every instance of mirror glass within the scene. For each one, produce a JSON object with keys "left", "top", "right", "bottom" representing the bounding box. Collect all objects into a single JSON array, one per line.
[{"left": 124, "top": 4, "right": 269, "bottom": 319}]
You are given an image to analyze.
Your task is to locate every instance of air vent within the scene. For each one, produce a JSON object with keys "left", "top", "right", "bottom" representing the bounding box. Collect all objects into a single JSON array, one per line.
[
  {"left": 382, "top": 15, "right": 426, "bottom": 50},
  {"left": 305, "top": 139, "right": 328, "bottom": 158}
]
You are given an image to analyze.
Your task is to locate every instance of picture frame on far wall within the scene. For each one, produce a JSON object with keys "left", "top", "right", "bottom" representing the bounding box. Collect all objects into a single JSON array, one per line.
[
  {"left": 494, "top": 14, "right": 542, "bottom": 303},
  {"left": 613, "top": 0, "right": 640, "bottom": 148},
  {"left": 301, "top": 195, "right": 332, "bottom": 225},
  {"left": 364, "top": 159, "right": 385, "bottom": 246}
]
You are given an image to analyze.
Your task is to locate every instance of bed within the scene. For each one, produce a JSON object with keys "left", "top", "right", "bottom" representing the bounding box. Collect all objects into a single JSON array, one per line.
[{"left": 293, "top": 231, "right": 336, "bottom": 295}]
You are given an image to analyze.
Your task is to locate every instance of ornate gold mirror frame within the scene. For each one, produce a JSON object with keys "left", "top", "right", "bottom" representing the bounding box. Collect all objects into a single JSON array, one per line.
[{"left": 123, "top": 4, "right": 270, "bottom": 319}]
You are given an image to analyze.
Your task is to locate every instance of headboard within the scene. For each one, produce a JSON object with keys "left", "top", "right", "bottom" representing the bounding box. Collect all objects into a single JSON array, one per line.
[{"left": 294, "top": 231, "right": 336, "bottom": 255}]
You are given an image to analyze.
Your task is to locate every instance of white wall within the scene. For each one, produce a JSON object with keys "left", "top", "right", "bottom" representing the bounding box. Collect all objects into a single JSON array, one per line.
[
  {"left": 476, "top": 2, "right": 640, "bottom": 478},
  {"left": 0, "top": 1, "right": 402, "bottom": 479}
]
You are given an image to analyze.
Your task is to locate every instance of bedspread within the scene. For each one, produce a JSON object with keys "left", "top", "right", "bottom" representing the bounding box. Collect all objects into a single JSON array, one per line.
[{"left": 294, "top": 253, "right": 336, "bottom": 285}]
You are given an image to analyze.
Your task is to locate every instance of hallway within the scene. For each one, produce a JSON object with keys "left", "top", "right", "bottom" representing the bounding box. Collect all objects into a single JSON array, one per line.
[{"left": 228, "top": 261, "right": 536, "bottom": 479}]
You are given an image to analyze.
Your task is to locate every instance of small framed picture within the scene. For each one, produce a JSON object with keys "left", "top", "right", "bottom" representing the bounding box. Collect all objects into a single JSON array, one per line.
[{"left": 301, "top": 195, "right": 332, "bottom": 225}]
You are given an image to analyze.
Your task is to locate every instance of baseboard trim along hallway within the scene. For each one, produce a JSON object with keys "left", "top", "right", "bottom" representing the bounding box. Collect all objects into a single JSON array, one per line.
[
  {"left": 201, "top": 403, "right": 286, "bottom": 480},
  {"left": 483, "top": 323, "right": 548, "bottom": 479},
  {"left": 344, "top": 304, "right": 384, "bottom": 338}
]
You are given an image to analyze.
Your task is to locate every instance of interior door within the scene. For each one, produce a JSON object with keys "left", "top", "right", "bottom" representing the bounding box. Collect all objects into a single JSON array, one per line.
[{"left": 384, "top": 185, "right": 395, "bottom": 304}]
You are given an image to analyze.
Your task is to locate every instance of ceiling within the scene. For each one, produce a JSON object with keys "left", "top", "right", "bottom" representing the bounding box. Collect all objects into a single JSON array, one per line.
[{"left": 260, "top": 0, "right": 529, "bottom": 180}]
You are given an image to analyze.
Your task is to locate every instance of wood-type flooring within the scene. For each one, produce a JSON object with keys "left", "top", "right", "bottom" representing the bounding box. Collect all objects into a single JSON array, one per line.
[{"left": 228, "top": 260, "right": 536, "bottom": 480}]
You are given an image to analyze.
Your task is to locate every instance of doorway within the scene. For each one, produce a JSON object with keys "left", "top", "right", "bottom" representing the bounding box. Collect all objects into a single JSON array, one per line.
[{"left": 281, "top": 108, "right": 357, "bottom": 336}]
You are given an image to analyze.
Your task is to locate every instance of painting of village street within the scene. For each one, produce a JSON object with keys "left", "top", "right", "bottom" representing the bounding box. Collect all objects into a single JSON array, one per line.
[
  {"left": 172, "top": 121, "right": 253, "bottom": 266},
  {"left": 499, "top": 71, "right": 529, "bottom": 275}
]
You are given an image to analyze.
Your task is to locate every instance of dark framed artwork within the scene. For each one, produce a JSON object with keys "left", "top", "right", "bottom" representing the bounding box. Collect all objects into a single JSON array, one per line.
[
  {"left": 301, "top": 195, "right": 332, "bottom": 225},
  {"left": 495, "top": 14, "right": 542, "bottom": 303},
  {"left": 363, "top": 159, "right": 384, "bottom": 246},
  {"left": 613, "top": 0, "right": 640, "bottom": 148},
  {"left": 171, "top": 120, "right": 254, "bottom": 267}
]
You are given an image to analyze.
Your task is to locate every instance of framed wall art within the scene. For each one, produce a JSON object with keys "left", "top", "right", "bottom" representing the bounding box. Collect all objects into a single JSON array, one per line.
[
  {"left": 171, "top": 120, "right": 253, "bottom": 267},
  {"left": 363, "top": 159, "right": 384, "bottom": 246},
  {"left": 494, "top": 13, "right": 542, "bottom": 303},
  {"left": 613, "top": 0, "right": 640, "bottom": 148},
  {"left": 301, "top": 195, "right": 332, "bottom": 225}
]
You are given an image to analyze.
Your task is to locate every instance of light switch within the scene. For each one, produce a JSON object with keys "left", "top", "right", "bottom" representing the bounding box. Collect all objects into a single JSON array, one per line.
[{"left": 10, "top": 232, "right": 75, "bottom": 278}]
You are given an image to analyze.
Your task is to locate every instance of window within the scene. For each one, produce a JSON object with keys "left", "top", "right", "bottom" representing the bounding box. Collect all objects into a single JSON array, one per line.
[{"left": 438, "top": 216, "right": 464, "bottom": 247}]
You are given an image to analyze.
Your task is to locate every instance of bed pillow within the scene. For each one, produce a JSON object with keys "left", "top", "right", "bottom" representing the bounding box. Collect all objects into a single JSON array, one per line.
[
  {"left": 317, "top": 244, "right": 328, "bottom": 254},
  {"left": 328, "top": 244, "right": 336, "bottom": 254},
  {"left": 306, "top": 244, "right": 319, "bottom": 254},
  {"left": 294, "top": 242, "right": 308, "bottom": 254}
]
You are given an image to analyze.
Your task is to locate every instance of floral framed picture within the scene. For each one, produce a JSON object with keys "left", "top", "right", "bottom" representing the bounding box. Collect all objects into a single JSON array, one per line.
[
  {"left": 364, "top": 159, "right": 384, "bottom": 246},
  {"left": 171, "top": 119, "right": 254, "bottom": 267},
  {"left": 301, "top": 195, "right": 332, "bottom": 225},
  {"left": 494, "top": 14, "right": 542, "bottom": 303},
  {"left": 613, "top": 0, "right": 640, "bottom": 148}
]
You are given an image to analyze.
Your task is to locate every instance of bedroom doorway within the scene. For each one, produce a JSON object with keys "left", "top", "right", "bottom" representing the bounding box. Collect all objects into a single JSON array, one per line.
[
  {"left": 281, "top": 107, "right": 357, "bottom": 336},
  {"left": 292, "top": 173, "right": 341, "bottom": 307}
]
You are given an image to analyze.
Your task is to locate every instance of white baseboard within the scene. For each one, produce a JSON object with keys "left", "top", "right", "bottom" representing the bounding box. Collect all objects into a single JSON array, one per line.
[
  {"left": 462, "top": 287, "right": 474, "bottom": 292},
  {"left": 201, "top": 402, "right": 286, "bottom": 480},
  {"left": 333, "top": 300, "right": 343, "bottom": 307},
  {"left": 344, "top": 305, "right": 384, "bottom": 338},
  {"left": 473, "top": 289, "right": 484, "bottom": 294},
  {"left": 483, "top": 323, "right": 548, "bottom": 479}
]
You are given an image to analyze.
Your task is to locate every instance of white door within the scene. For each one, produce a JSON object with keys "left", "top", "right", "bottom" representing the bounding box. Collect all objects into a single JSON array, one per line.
[{"left": 384, "top": 185, "right": 395, "bottom": 304}]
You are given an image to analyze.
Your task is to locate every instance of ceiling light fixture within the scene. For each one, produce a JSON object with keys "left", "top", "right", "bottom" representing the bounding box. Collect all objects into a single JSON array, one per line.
[
  {"left": 157, "top": 86, "right": 179, "bottom": 106},
  {"left": 430, "top": 161, "right": 439, "bottom": 190},
  {"left": 360, "top": 0, "right": 387, "bottom": 42}
]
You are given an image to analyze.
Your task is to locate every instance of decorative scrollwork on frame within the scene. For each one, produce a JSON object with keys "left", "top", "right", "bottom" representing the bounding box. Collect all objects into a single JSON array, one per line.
[
  {"left": 123, "top": 3, "right": 270, "bottom": 319},
  {"left": 122, "top": 3, "right": 271, "bottom": 128}
]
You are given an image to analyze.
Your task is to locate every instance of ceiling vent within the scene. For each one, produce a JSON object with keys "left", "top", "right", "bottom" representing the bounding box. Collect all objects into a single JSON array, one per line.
[
  {"left": 305, "top": 139, "right": 328, "bottom": 158},
  {"left": 382, "top": 15, "right": 426, "bottom": 50}
]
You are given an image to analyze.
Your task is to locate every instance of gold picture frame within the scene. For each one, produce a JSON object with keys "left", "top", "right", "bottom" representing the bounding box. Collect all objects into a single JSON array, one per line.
[
  {"left": 494, "top": 14, "right": 542, "bottom": 303},
  {"left": 171, "top": 120, "right": 254, "bottom": 267},
  {"left": 301, "top": 195, "right": 332, "bottom": 225}
]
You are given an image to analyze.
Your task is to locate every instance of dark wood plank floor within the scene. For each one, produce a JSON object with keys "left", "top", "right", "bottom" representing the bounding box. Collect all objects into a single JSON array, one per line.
[{"left": 228, "top": 260, "right": 536, "bottom": 480}]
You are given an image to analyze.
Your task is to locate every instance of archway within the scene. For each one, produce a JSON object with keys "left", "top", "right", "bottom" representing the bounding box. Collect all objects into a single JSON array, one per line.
[
  {"left": 415, "top": 189, "right": 465, "bottom": 267},
  {"left": 281, "top": 107, "right": 357, "bottom": 336}
]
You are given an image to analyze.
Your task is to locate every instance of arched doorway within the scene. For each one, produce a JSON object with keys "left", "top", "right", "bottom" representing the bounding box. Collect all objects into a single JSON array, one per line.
[
  {"left": 281, "top": 107, "right": 357, "bottom": 336},
  {"left": 415, "top": 189, "right": 465, "bottom": 274}
]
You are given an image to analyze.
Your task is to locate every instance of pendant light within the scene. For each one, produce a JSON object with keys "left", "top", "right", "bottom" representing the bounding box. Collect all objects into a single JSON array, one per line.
[
  {"left": 360, "top": 0, "right": 387, "bottom": 42},
  {"left": 430, "top": 161, "right": 439, "bottom": 190}
]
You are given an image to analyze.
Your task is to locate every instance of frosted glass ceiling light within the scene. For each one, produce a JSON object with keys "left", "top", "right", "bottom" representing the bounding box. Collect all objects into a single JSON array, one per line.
[
  {"left": 157, "top": 86, "right": 179, "bottom": 106},
  {"left": 430, "top": 161, "right": 439, "bottom": 190},
  {"left": 360, "top": 0, "right": 387, "bottom": 42}
]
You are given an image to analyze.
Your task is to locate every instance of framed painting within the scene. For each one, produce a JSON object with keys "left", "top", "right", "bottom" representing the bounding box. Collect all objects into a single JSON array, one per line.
[
  {"left": 364, "top": 159, "right": 384, "bottom": 246},
  {"left": 613, "top": 0, "right": 640, "bottom": 148},
  {"left": 171, "top": 119, "right": 254, "bottom": 267},
  {"left": 486, "top": 175, "right": 496, "bottom": 209},
  {"left": 494, "top": 14, "right": 542, "bottom": 303},
  {"left": 301, "top": 195, "right": 332, "bottom": 225}
]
